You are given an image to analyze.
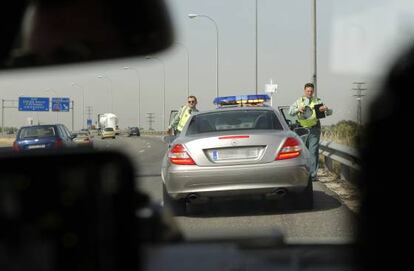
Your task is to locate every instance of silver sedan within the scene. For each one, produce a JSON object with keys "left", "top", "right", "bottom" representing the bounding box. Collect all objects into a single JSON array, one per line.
[{"left": 161, "top": 106, "right": 312, "bottom": 215}]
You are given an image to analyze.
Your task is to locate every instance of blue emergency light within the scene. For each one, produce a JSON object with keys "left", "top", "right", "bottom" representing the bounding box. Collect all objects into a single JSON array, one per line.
[{"left": 213, "top": 94, "right": 271, "bottom": 107}]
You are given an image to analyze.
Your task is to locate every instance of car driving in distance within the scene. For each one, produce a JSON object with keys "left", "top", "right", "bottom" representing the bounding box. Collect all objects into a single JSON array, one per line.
[
  {"left": 12, "top": 124, "right": 75, "bottom": 152},
  {"left": 101, "top": 127, "right": 116, "bottom": 139},
  {"left": 161, "top": 95, "right": 312, "bottom": 215},
  {"left": 72, "top": 131, "right": 94, "bottom": 147},
  {"left": 127, "top": 127, "right": 140, "bottom": 136}
]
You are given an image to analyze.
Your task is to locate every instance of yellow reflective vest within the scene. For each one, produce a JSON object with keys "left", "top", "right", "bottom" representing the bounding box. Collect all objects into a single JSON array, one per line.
[
  {"left": 177, "top": 106, "right": 195, "bottom": 132},
  {"left": 297, "top": 96, "right": 322, "bottom": 128}
]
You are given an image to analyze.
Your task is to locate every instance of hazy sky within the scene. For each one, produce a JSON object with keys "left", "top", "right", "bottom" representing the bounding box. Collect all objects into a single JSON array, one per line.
[{"left": 1, "top": 0, "right": 414, "bottom": 131}]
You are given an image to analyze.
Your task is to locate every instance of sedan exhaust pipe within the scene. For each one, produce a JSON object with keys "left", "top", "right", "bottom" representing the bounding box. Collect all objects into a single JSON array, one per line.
[
  {"left": 185, "top": 193, "right": 208, "bottom": 204},
  {"left": 266, "top": 188, "right": 288, "bottom": 200},
  {"left": 186, "top": 193, "right": 199, "bottom": 202}
]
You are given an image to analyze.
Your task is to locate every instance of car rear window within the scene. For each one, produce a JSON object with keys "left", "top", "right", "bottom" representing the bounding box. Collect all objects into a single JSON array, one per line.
[
  {"left": 104, "top": 128, "right": 114, "bottom": 131},
  {"left": 19, "top": 126, "right": 56, "bottom": 139},
  {"left": 186, "top": 110, "right": 283, "bottom": 135},
  {"left": 77, "top": 132, "right": 89, "bottom": 137}
]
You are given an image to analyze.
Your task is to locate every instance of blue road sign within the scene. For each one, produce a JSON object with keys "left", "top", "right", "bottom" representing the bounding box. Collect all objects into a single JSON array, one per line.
[
  {"left": 87, "top": 119, "right": 92, "bottom": 126},
  {"left": 52, "top": 97, "right": 70, "bottom": 112},
  {"left": 18, "top": 97, "right": 50, "bottom": 111}
]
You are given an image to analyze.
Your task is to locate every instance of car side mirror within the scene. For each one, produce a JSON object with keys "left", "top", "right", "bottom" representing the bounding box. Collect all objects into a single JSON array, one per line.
[
  {"left": 289, "top": 123, "right": 300, "bottom": 130},
  {"left": 162, "top": 135, "right": 176, "bottom": 144},
  {"left": 294, "top": 127, "right": 310, "bottom": 142},
  {"left": 294, "top": 127, "right": 309, "bottom": 137}
]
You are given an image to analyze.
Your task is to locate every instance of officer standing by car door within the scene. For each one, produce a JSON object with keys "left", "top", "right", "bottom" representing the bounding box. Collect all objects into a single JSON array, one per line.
[
  {"left": 167, "top": 96, "right": 199, "bottom": 135},
  {"left": 289, "top": 83, "right": 330, "bottom": 181}
]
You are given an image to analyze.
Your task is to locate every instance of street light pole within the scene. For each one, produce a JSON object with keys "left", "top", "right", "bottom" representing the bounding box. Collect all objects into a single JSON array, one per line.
[
  {"left": 1, "top": 99, "right": 4, "bottom": 136},
  {"left": 255, "top": 0, "right": 258, "bottom": 94},
  {"left": 188, "top": 13, "right": 219, "bottom": 97},
  {"left": 123, "top": 66, "right": 141, "bottom": 128},
  {"left": 71, "top": 100, "right": 74, "bottom": 131},
  {"left": 97, "top": 75, "right": 113, "bottom": 112},
  {"left": 71, "top": 82, "right": 85, "bottom": 129},
  {"left": 46, "top": 88, "right": 58, "bottom": 123},
  {"left": 175, "top": 42, "right": 190, "bottom": 97},
  {"left": 146, "top": 56, "right": 166, "bottom": 130},
  {"left": 312, "top": 0, "right": 318, "bottom": 97}
]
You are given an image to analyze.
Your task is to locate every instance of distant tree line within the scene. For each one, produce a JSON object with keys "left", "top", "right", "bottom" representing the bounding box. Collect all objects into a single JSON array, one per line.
[
  {"left": 321, "top": 120, "right": 363, "bottom": 147},
  {"left": 0, "top": 127, "right": 18, "bottom": 134}
]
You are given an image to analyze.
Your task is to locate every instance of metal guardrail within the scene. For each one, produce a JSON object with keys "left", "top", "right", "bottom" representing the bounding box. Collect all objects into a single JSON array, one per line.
[
  {"left": 140, "top": 130, "right": 167, "bottom": 136},
  {"left": 319, "top": 140, "right": 360, "bottom": 183}
]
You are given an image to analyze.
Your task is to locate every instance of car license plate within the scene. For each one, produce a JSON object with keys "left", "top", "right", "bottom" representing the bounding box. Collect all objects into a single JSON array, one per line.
[
  {"left": 27, "top": 144, "right": 46, "bottom": 149},
  {"left": 211, "top": 147, "right": 262, "bottom": 161}
]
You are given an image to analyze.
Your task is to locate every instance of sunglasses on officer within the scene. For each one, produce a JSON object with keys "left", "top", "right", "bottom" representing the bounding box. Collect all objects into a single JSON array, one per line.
[{"left": 188, "top": 100, "right": 196, "bottom": 104}]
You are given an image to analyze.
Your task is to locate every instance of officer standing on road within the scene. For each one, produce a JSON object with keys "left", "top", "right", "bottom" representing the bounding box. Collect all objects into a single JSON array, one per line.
[
  {"left": 167, "top": 96, "right": 199, "bottom": 135},
  {"left": 289, "top": 83, "right": 329, "bottom": 181}
]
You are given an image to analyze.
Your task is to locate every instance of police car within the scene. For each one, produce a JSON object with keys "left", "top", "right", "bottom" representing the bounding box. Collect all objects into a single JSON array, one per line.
[{"left": 161, "top": 94, "right": 312, "bottom": 215}]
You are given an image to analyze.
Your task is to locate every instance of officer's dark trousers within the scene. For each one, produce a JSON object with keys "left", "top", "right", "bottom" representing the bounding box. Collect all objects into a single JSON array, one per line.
[{"left": 306, "top": 124, "right": 321, "bottom": 180}]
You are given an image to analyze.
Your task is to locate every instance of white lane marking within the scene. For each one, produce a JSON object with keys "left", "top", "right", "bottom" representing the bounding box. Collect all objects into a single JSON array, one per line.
[
  {"left": 147, "top": 145, "right": 151, "bottom": 148},
  {"left": 139, "top": 149, "right": 145, "bottom": 153}
]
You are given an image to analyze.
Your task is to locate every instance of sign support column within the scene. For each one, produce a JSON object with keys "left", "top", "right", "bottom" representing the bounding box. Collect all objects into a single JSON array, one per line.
[
  {"left": 1, "top": 99, "right": 4, "bottom": 136},
  {"left": 71, "top": 100, "right": 74, "bottom": 131}
]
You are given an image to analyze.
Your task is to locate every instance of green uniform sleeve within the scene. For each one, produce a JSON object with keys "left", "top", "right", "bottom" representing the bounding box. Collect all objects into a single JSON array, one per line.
[
  {"left": 288, "top": 98, "right": 300, "bottom": 116},
  {"left": 168, "top": 106, "right": 184, "bottom": 130}
]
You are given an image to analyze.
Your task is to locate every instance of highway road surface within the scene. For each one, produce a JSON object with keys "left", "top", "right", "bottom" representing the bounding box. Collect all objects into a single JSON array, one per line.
[{"left": 94, "top": 134, "right": 356, "bottom": 243}]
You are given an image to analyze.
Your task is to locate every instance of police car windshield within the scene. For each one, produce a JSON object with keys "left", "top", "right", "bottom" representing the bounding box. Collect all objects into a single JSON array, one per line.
[{"left": 186, "top": 110, "right": 283, "bottom": 135}]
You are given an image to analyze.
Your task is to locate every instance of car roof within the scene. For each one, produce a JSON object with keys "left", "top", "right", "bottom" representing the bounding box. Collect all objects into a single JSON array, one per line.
[
  {"left": 197, "top": 106, "right": 276, "bottom": 115},
  {"left": 19, "top": 124, "right": 61, "bottom": 129}
]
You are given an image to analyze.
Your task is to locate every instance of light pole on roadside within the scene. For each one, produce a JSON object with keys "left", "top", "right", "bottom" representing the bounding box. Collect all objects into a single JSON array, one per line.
[
  {"left": 175, "top": 42, "right": 190, "bottom": 97},
  {"left": 311, "top": 0, "right": 318, "bottom": 97},
  {"left": 188, "top": 13, "right": 220, "bottom": 97},
  {"left": 45, "top": 88, "right": 58, "bottom": 123},
  {"left": 145, "top": 56, "right": 166, "bottom": 130},
  {"left": 255, "top": 0, "right": 258, "bottom": 94},
  {"left": 71, "top": 82, "right": 85, "bottom": 129},
  {"left": 97, "top": 75, "right": 114, "bottom": 112},
  {"left": 122, "top": 66, "right": 141, "bottom": 128}
]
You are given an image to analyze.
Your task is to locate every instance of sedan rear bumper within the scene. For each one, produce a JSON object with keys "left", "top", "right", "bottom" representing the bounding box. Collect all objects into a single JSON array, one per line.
[{"left": 162, "top": 160, "right": 310, "bottom": 200}]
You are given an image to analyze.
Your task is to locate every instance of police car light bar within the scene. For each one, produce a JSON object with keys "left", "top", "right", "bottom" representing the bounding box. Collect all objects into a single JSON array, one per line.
[{"left": 213, "top": 94, "right": 271, "bottom": 107}]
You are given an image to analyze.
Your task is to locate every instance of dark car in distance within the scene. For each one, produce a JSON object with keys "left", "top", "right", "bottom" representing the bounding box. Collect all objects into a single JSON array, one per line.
[
  {"left": 127, "top": 127, "right": 140, "bottom": 136},
  {"left": 12, "top": 124, "right": 75, "bottom": 152}
]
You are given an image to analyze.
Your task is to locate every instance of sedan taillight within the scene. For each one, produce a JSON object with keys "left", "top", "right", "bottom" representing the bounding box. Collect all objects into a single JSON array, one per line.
[
  {"left": 168, "top": 144, "right": 196, "bottom": 165},
  {"left": 276, "top": 137, "right": 302, "bottom": 160},
  {"left": 54, "top": 138, "right": 64, "bottom": 148},
  {"left": 12, "top": 141, "right": 20, "bottom": 152}
]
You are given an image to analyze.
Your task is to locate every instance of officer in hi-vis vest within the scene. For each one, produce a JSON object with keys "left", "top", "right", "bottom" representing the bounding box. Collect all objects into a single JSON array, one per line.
[
  {"left": 289, "top": 83, "right": 330, "bottom": 181},
  {"left": 168, "top": 96, "right": 199, "bottom": 135}
]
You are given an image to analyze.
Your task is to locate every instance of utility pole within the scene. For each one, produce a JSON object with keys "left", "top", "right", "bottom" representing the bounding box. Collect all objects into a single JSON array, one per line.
[
  {"left": 312, "top": 0, "right": 318, "bottom": 97},
  {"left": 71, "top": 100, "right": 74, "bottom": 131},
  {"left": 1, "top": 99, "right": 4, "bottom": 136},
  {"left": 85, "top": 106, "right": 93, "bottom": 128},
  {"left": 255, "top": 0, "right": 258, "bottom": 94},
  {"left": 352, "top": 82, "right": 367, "bottom": 126},
  {"left": 1, "top": 99, "right": 18, "bottom": 135},
  {"left": 146, "top": 113, "right": 155, "bottom": 131}
]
